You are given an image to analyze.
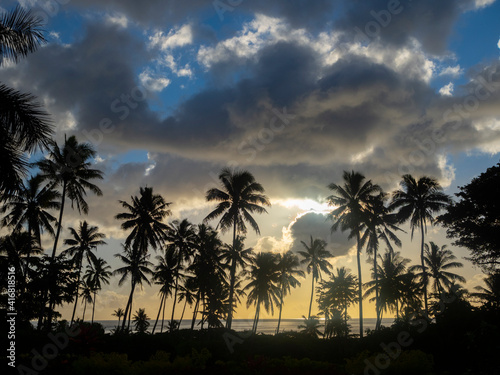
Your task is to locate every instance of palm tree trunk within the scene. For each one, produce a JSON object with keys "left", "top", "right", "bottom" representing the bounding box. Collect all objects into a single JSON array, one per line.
[
  {"left": 191, "top": 292, "right": 200, "bottom": 330},
  {"left": 91, "top": 290, "right": 96, "bottom": 324},
  {"left": 374, "top": 250, "right": 381, "bottom": 330},
  {"left": 179, "top": 297, "right": 188, "bottom": 328},
  {"left": 356, "top": 230, "right": 363, "bottom": 338},
  {"left": 127, "top": 302, "right": 132, "bottom": 331},
  {"left": 152, "top": 293, "right": 165, "bottom": 334},
  {"left": 82, "top": 299, "right": 87, "bottom": 321},
  {"left": 71, "top": 263, "right": 82, "bottom": 324},
  {"left": 308, "top": 275, "right": 315, "bottom": 319},
  {"left": 276, "top": 287, "right": 284, "bottom": 334},
  {"left": 226, "top": 220, "right": 237, "bottom": 330},
  {"left": 161, "top": 296, "right": 167, "bottom": 333},
  {"left": 253, "top": 302, "right": 261, "bottom": 333},
  {"left": 122, "top": 282, "right": 135, "bottom": 331},
  {"left": 420, "top": 219, "right": 429, "bottom": 317},
  {"left": 170, "top": 265, "right": 181, "bottom": 330}
]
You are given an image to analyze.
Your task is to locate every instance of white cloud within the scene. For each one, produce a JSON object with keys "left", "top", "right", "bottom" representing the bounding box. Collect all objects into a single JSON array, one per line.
[
  {"left": 439, "top": 65, "right": 463, "bottom": 77},
  {"left": 106, "top": 13, "right": 129, "bottom": 28},
  {"left": 439, "top": 82, "right": 454, "bottom": 96},
  {"left": 497, "top": 37, "right": 500, "bottom": 50},
  {"left": 474, "top": 0, "right": 496, "bottom": 9},
  {"left": 149, "top": 24, "right": 193, "bottom": 51},
  {"left": 437, "top": 154, "right": 456, "bottom": 188},
  {"left": 139, "top": 69, "right": 171, "bottom": 92}
]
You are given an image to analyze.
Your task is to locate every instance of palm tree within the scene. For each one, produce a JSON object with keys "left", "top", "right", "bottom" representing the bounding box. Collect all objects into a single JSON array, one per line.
[
  {"left": 390, "top": 175, "right": 451, "bottom": 316},
  {"left": 360, "top": 192, "right": 403, "bottom": 329},
  {"left": 244, "top": 252, "right": 280, "bottom": 334},
  {"left": 204, "top": 167, "right": 270, "bottom": 329},
  {"left": 114, "top": 245, "right": 154, "bottom": 331},
  {"left": 471, "top": 272, "right": 500, "bottom": 309},
  {"left": 133, "top": 308, "right": 150, "bottom": 334},
  {"left": 112, "top": 308, "right": 125, "bottom": 328},
  {"left": 165, "top": 219, "right": 196, "bottom": 330},
  {"left": 414, "top": 242, "right": 465, "bottom": 297},
  {"left": 116, "top": 186, "right": 171, "bottom": 255},
  {"left": 298, "top": 236, "right": 333, "bottom": 319},
  {"left": 364, "top": 250, "right": 411, "bottom": 320},
  {"left": 36, "top": 135, "right": 104, "bottom": 260},
  {"left": 1, "top": 174, "right": 60, "bottom": 245},
  {"left": 84, "top": 257, "right": 111, "bottom": 324},
  {"left": 298, "top": 315, "right": 323, "bottom": 338},
  {"left": 63, "top": 221, "right": 106, "bottom": 324},
  {"left": 327, "top": 170, "right": 381, "bottom": 337},
  {"left": 79, "top": 279, "right": 93, "bottom": 322},
  {"left": 317, "top": 267, "right": 358, "bottom": 327},
  {"left": 275, "top": 251, "right": 304, "bottom": 334},
  {"left": 0, "top": 6, "right": 52, "bottom": 198},
  {"left": 151, "top": 251, "right": 177, "bottom": 334}
]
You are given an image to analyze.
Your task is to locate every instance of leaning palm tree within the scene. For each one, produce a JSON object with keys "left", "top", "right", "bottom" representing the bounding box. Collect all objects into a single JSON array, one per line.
[
  {"left": 275, "top": 251, "right": 305, "bottom": 334},
  {"left": 244, "top": 252, "right": 280, "bottom": 334},
  {"left": 298, "top": 236, "right": 333, "bottom": 319},
  {"left": 112, "top": 308, "right": 125, "bottom": 329},
  {"left": 390, "top": 175, "right": 451, "bottom": 315},
  {"left": 116, "top": 186, "right": 171, "bottom": 256},
  {"left": 84, "top": 257, "right": 111, "bottom": 324},
  {"left": 360, "top": 192, "right": 403, "bottom": 329},
  {"left": 1, "top": 174, "right": 60, "bottom": 245},
  {"left": 63, "top": 221, "right": 106, "bottom": 324},
  {"left": 204, "top": 168, "right": 270, "bottom": 329},
  {"left": 114, "top": 245, "right": 154, "bottom": 331},
  {"left": 412, "top": 242, "right": 465, "bottom": 296},
  {"left": 165, "top": 218, "right": 196, "bottom": 330},
  {"left": 0, "top": 6, "right": 52, "bottom": 198},
  {"left": 327, "top": 170, "right": 381, "bottom": 337},
  {"left": 36, "top": 135, "right": 104, "bottom": 260}
]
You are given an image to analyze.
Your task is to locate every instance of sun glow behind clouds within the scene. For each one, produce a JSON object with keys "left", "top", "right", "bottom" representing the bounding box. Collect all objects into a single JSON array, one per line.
[{"left": 273, "top": 198, "right": 331, "bottom": 214}]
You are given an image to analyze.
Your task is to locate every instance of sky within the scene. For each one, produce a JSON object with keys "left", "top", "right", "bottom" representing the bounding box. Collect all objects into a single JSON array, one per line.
[{"left": 1, "top": 0, "right": 500, "bottom": 322}]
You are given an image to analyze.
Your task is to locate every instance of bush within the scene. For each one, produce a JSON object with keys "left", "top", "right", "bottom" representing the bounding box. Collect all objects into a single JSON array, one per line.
[{"left": 345, "top": 349, "right": 433, "bottom": 375}]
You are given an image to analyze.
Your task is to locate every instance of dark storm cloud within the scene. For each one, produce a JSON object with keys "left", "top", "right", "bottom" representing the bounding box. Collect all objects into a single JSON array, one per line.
[{"left": 289, "top": 212, "right": 355, "bottom": 257}]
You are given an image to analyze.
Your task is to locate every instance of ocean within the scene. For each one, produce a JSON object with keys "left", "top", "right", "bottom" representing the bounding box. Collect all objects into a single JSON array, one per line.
[{"left": 95, "top": 317, "right": 395, "bottom": 335}]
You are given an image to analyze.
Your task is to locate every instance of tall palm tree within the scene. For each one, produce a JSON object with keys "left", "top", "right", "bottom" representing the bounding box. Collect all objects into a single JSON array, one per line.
[
  {"left": 0, "top": 6, "right": 52, "bottom": 198},
  {"left": 36, "top": 135, "right": 104, "bottom": 260},
  {"left": 204, "top": 168, "right": 270, "bottom": 329},
  {"left": 275, "top": 251, "right": 304, "bottom": 334},
  {"left": 364, "top": 250, "right": 411, "bottom": 320},
  {"left": 1, "top": 174, "right": 60, "bottom": 245},
  {"left": 360, "top": 192, "right": 403, "bottom": 329},
  {"left": 112, "top": 308, "right": 125, "bottom": 329},
  {"left": 63, "top": 221, "right": 106, "bottom": 324},
  {"left": 298, "top": 236, "right": 333, "bottom": 319},
  {"left": 165, "top": 219, "right": 196, "bottom": 330},
  {"left": 84, "top": 257, "right": 111, "bottom": 323},
  {"left": 114, "top": 245, "right": 154, "bottom": 331},
  {"left": 412, "top": 242, "right": 465, "bottom": 296},
  {"left": 151, "top": 251, "right": 177, "bottom": 334},
  {"left": 244, "top": 252, "right": 280, "bottom": 334},
  {"left": 327, "top": 170, "right": 381, "bottom": 338},
  {"left": 390, "top": 175, "right": 451, "bottom": 315},
  {"left": 116, "top": 186, "right": 171, "bottom": 255}
]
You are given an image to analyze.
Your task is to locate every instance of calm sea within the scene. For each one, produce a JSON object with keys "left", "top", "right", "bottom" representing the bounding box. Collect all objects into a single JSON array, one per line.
[{"left": 95, "top": 318, "right": 395, "bottom": 335}]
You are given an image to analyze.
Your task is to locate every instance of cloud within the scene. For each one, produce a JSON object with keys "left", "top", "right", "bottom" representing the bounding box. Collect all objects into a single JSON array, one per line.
[
  {"left": 439, "top": 82, "right": 454, "bottom": 96},
  {"left": 439, "top": 65, "right": 463, "bottom": 77}
]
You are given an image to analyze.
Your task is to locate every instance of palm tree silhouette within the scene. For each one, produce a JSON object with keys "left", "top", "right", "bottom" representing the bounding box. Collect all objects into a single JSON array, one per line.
[
  {"left": 1, "top": 175, "right": 60, "bottom": 246},
  {"left": 360, "top": 192, "right": 403, "bottom": 329},
  {"left": 0, "top": 6, "right": 52, "bottom": 198},
  {"left": 298, "top": 236, "right": 333, "bottom": 319},
  {"left": 112, "top": 308, "right": 125, "bottom": 329},
  {"left": 116, "top": 186, "right": 171, "bottom": 255},
  {"left": 37, "top": 135, "right": 104, "bottom": 260},
  {"left": 471, "top": 272, "right": 500, "bottom": 309},
  {"left": 204, "top": 168, "right": 270, "bottom": 329},
  {"left": 114, "top": 245, "right": 154, "bottom": 331},
  {"left": 244, "top": 252, "right": 280, "bottom": 334},
  {"left": 63, "top": 221, "right": 106, "bottom": 324},
  {"left": 275, "top": 251, "right": 304, "bottom": 334},
  {"left": 390, "top": 175, "right": 451, "bottom": 316},
  {"left": 364, "top": 250, "right": 411, "bottom": 320},
  {"left": 151, "top": 251, "right": 177, "bottom": 334},
  {"left": 165, "top": 218, "right": 196, "bottom": 330},
  {"left": 84, "top": 257, "right": 111, "bottom": 324},
  {"left": 133, "top": 308, "right": 150, "bottom": 334},
  {"left": 298, "top": 315, "right": 323, "bottom": 338},
  {"left": 327, "top": 170, "right": 381, "bottom": 338},
  {"left": 79, "top": 279, "right": 93, "bottom": 322},
  {"left": 412, "top": 242, "right": 465, "bottom": 296}
]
